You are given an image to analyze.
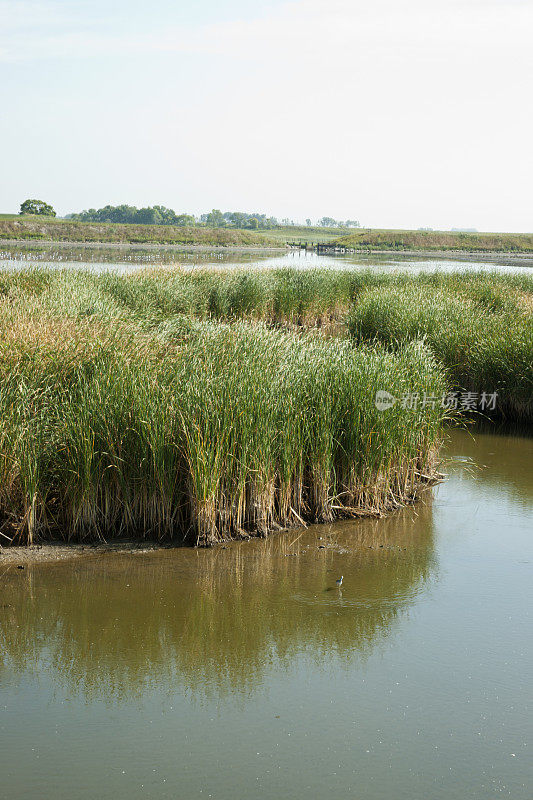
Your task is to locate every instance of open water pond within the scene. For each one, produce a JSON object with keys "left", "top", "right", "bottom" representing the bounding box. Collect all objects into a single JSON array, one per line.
[{"left": 1, "top": 242, "right": 532, "bottom": 273}]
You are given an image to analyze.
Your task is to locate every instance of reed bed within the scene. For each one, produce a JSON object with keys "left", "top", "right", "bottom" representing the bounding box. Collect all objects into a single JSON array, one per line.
[
  {"left": 2, "top": 265, "right": 530, "bottom": 545},
  {"left": 8, "top": 263, "right": 526, "bottom": 326},
  {"left": 0, "top": 267, "right": 448, "bottom": 545},
  {"left": 108, "top": 269, "right": 533, "bottom": 423},
  {"left": 347, "top": 283, "right": 533, "bottom": 422},
  {"left": 97, "top": 267, "right": 359, "bottom": 327},
  {"left": 97, "top": 266, "right": 533, "bottom": 327}
]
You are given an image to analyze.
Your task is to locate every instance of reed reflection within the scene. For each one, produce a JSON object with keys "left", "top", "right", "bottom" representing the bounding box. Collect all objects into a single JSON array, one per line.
[{"left": 0, "top": 500, "right": 436, "bottom": 703}]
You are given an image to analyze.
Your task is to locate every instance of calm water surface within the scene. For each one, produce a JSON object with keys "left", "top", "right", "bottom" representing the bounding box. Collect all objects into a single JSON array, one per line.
[
  {"left": 1, "top": 428, "right": 532, "bottom": 799},
  {"left": 1, "top": 243, "right": 533, "bottom": 273}
]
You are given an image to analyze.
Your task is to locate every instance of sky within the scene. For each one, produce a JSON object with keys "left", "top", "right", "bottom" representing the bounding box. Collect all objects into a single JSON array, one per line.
[{"left": 1, "top": 0, "right": 532, "bottom": 231}]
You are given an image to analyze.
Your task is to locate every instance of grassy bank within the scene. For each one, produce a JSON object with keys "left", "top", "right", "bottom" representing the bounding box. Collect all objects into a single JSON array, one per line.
[
  {"left": 0, "top": 268, "right": 447, "bottom": 546},
  {"left": 264, "top": 226, "right": 349, "bottom": 244},
  {"left": 332, "top": 229, "right": 533, "bottom": 252},
  {"left": 0, "top": 216, "right": 281, "bottom": 246},
  {"left": 6, "top": 217, "right": 532, "bottom": 252}
]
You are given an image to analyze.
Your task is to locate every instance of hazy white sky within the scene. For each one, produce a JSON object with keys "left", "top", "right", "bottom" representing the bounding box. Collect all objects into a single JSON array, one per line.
[{"left": 1, "top": 0, "right": 532, "bottom": 230}]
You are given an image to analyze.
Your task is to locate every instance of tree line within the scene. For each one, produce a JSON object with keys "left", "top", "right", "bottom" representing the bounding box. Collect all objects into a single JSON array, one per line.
[
  {"left": 67, "top": 205, "right": 196, "bottom": 227},
  {"left": 19, "top": 199, "right": 360, "bottom": 229},
  {"left": 67, "top": 206, "right": 360, "bottom": 229}
]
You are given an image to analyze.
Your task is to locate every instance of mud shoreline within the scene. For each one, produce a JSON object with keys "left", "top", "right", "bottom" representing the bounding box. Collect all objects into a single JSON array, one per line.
[{"left": 0, "top": 540, "right": 173, "bottom": 566}]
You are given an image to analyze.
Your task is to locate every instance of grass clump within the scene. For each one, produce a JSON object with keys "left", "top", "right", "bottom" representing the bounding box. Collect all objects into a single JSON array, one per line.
[
  {"left": 347, "top": 284, "right": 533, "bottom": 422},
  {"left": 99, "top": 266, "right": 533, "bottom": 330}
]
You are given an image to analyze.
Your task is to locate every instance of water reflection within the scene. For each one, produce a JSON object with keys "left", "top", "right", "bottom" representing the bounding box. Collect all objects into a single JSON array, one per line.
[
  {"left": 1, "top": 243, "right": 532, "bottom": 273},
  {"left": 2, "top": 429, "right": 532, "bottom": 800},
  {"left": 0, "top": 243, "right": 281, "bottom": 271},
  {"left": 446, "top": 426, "right": 533, "bottom": 506},
  {"left": 0, "top": 501, "right": 435, "bottom": 702}
]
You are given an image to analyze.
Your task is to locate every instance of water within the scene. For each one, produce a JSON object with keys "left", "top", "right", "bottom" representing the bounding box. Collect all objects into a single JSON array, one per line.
[
  {"left": 1, "top": 242, "right": 533, "bottom": 273},
  {"left": 1, "top": 428, "right": 532, "bottom": 799}
]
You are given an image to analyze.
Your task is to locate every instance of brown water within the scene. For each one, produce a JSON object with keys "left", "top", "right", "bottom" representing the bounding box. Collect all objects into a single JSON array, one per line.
[{"left": 1, "top": 428, "right": 532, "bottom": 799}]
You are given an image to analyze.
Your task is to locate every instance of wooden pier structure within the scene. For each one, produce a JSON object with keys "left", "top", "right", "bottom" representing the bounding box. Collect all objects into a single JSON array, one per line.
[{"left": 286, "top": 241, "right": 355, "bottom": 254}]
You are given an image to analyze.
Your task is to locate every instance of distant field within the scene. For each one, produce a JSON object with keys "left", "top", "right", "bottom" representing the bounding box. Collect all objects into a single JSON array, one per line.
[
  {"left": 265, "top": 226, "right": 348, "bottom": 244},
  {"left": 332, "top": 229, "right": 533, "bottom": 252},
  {"left": 2, "top": 217, "right": 532, "bottom": 252},
  {"left": 0, "top": 217, "right": 359, "bottom": 246},
  {"left": 0, "top": 217, "right": 282, "bottom": 247},
  {"left": 0, "top": 216, "right": 349, "bottom": 245}
]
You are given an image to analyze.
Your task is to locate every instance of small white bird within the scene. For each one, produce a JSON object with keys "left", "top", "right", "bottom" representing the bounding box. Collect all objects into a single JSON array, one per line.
[{"left": 336, "top": 575, "right": 343, "bottom": 587}]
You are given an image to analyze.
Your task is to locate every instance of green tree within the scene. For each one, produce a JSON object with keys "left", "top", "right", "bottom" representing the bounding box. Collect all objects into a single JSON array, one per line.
[
  {"left": 152, "top": 205, "right": 178, "bottom": 225},
  {"left": 174, "top": 214, "right": 196, "bottom": 226},
  {"left": 134, "top": 207, "right": 163, "bottom": 225},
  {"left": 203, "top": 209, "right": 226, "bottom": 228},
  {"left": 20, "top": 199, "right": 56, "bottom": 217}
]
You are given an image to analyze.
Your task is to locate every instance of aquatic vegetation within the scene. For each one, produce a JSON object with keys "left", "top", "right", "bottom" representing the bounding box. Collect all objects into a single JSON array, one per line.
[
  {"left": 347, "top": 283, "right": 533, "bottom": 422},
  {"left": 0, "top": 268, "right": 447, "bottom": 545},
  {"left": 99, "top": 266, "right": 533, "bottom": 329},
  {"left": 1, "top": 265, "right": 530, "bottom": 545}
]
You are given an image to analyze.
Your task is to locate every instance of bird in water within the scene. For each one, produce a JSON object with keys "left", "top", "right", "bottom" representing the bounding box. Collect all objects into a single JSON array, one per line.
[{"left": 336, "top": 575, "right": 343, "bottom": 587}]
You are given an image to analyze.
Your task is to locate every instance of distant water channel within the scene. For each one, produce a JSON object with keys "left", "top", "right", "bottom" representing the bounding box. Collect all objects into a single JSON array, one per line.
[
  {"left": 1, "top": 241, "right": 533, "bottom": 273},
  {"left": 1, "top": 428, "right": 532, "bottom": 800}
]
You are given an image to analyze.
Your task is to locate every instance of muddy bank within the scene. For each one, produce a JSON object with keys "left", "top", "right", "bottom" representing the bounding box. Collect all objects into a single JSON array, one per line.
[{"left": 0, "top": 540, "right": 170, "bottom": 566}]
